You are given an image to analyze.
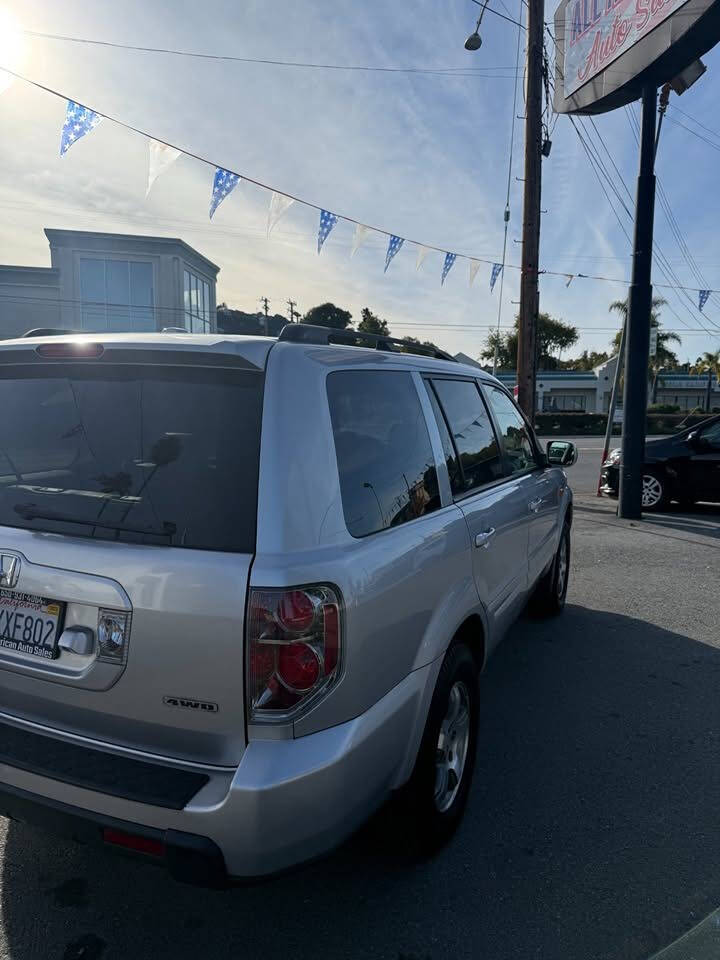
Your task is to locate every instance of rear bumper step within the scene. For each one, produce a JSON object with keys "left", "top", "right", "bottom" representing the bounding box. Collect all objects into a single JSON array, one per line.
[
  {"left": 0, "top": 720, "right": 208, "bottom": 809},
  {"left": 0, "top": 779, "right": 227, "bottom": 888}
]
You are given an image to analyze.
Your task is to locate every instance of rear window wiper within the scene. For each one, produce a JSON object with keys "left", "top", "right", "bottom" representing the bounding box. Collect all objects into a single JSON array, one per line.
[{"left": 14, "top": 504, "right": 176, "bottom": 539}]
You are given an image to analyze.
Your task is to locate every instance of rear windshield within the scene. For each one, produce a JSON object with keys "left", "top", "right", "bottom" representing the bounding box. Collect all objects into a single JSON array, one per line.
[{"left": 0, "top": 362, "right": 263, "bottom": 552}]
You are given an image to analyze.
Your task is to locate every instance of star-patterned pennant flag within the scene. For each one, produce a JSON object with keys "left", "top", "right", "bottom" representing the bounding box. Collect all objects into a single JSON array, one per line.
[
  {"left": 317, "top": 210, "right": 338, "bottom": 254},
  {"left": 469, "top": 260, "right": 482, "bottom": 287},
  {"left": 267, "top": 192, "right": 295, "bottom": 236},
  {"left": 441, "top": 253, "right": 457, "bottom": 286},
  {"left": 490, "top": 262, "right": 503, "bottom": 292},
  {"left": 384, "top": 235, "right": 404, "bottom": 273},
  {"left": 699, "top": 289, "right": 711, "bottom": 311},
  {"left": 565, "top": 274, "right": 574, "bottom": 287},
  {"left": 60, "top": 101, "right": 102, "bottom": 157},
  {"left": 351, "top": 224, "right": 369, "bottom": 258},
  {"left": 416, "top": 245, "right": 431, "bottom": 271},
  {"left": 209, "top": 167, "right": 240, "bottom": 219},
  {"left": 147, "top": 141, "right": 182, "bottom": 198}
]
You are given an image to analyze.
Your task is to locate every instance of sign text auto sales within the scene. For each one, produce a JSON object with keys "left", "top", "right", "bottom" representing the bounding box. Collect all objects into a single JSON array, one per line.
[{"left": 564, "top": 0, "right": 692, "bottom": 94}]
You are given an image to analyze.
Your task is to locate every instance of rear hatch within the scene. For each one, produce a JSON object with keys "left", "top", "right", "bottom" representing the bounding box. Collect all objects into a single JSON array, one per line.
[{"left": 0, "top": 336, "right": 266, "bottom": 766}]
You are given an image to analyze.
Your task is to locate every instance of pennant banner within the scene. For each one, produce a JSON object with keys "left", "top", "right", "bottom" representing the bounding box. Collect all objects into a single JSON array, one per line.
[
  {"left": 441, "top": 253, "right": 457, "bottom": 286},
  {"left": 268, "top": 192, "right": 295, "bottom": 236},
  {"left": 351, "top": 224, "right": 369, "bottom": 258},
  {"left": 60, "top": 101, "right": 101, "bottom": 157},
  {"left": 384, "top": 235, "right": 404, "bottom": 273},
  {"left": 565, "top": 274, "right": 574, "bottom": 287},
  {"left": 0, "top": 70, "right": 12, "bottom": 96},
  {"left": 416, "top": 245, "right": 431, "bottom": 271},
  {"left": 317, "top": 210, "right": 338, "bottom": 254},
  {"left": 699, "top": 289, "right": 711, "bottom": 311},
  {"left": 468, "top": 260, "right": 482, "bottom": 287},
  {"left": 490, "top": 262, "right": 503, "bottom": 292},
  {"left": 147, "top": 141, "right": 182, "bottom": 197},
  {"left": 209, "top": 167, "right": 240, "bottom": 219}
]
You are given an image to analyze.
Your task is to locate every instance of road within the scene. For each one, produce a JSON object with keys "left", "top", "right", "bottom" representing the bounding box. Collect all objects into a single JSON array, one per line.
[
  {"left": 553, "top": 435, "right": 611, "bottom": 496},
  {"left": 0, "top": 487, "right": 718, "bottom": 960}
]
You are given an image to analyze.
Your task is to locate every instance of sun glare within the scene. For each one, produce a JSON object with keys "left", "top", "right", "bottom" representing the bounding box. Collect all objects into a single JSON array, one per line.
[{"left": 0, "top": 7, "right": 25, "bottom": 91}]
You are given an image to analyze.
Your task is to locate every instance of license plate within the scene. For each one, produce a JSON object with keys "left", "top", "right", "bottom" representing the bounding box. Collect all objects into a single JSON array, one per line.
[{"left": 0, "top": 590, "right": 64, "bottom": 660}]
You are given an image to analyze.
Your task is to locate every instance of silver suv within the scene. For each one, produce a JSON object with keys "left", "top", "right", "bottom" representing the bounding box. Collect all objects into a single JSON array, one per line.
[{"left": 0, "top": 325, "right": 576, "bottom": 885}]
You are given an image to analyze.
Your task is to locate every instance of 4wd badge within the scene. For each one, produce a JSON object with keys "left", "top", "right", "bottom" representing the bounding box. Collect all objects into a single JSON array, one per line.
[{"left": 163, "top": 696, "right": 219, "bottom": 713}]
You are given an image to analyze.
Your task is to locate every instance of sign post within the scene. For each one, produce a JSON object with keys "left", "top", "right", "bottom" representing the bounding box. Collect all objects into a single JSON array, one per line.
[{"left": 618, "top": 83, "right": 657, "bottom": 519}]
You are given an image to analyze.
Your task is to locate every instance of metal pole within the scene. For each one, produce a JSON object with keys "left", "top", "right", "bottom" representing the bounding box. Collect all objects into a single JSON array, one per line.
[
  {"left": 618, "top": 84, "right": 657, "bottom": 519},
  {"left": 516, "top": 0, "right": 544, "bottom": 420},
  {"left": 597, "top": 320, "right": 625, "bottom": 496}
]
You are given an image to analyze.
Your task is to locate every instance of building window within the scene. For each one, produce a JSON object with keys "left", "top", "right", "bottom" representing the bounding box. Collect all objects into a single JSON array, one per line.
[
  {"left": 79, "top": 259, "right": 154, "bottom": 332},
  {"left": 661, "top": 394, "right": 704, "bottom": 411},
  {"left": 184, "top": 269, "right": 211, "bottom": 333},
  {"left": 542, "top": 394, "right": 587, "bottom": 412}
]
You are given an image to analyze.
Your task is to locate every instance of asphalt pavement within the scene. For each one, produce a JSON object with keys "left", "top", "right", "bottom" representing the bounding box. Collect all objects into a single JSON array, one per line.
[{"left": 0, "top": 476, "right": 718, "bottom": 960}]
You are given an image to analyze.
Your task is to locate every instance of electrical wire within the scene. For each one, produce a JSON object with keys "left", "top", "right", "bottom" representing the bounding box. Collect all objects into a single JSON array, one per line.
[
  {"left": 21, "top": 30, "right": 518, "bottom": 77},
  {"left": 467, "top": 0, "right": 526, "bottom": 28},
  {"left": 667, "top": 102, "right": 720, "bottom": 141},
  {"left": 664, "top": 114, "right": 720, "bottom": 152}
]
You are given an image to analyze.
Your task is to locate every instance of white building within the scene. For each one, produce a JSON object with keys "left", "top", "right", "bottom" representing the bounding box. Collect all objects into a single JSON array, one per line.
[
  {"left": 455, "top": 352, "right": 718, "bottom": 413},
  {"left": 0, "top": 229, "right": 219, "bottom": 339}
]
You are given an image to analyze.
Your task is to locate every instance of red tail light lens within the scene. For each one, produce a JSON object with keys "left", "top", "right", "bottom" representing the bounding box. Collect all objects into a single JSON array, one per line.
[
  {"left": 247, "top": 585, "right": 342, "bottom": 721},
  {"left": 36, "top": 342, "right": 104, "bottom": 358}
]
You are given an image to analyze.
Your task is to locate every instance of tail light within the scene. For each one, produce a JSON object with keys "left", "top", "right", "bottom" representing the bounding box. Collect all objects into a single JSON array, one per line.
[{"left": 247, "top": 585, "right": 342, "bottom": 722}]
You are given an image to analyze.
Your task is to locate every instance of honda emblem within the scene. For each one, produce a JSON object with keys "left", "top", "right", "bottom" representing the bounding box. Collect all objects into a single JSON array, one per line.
[{"left": 0, "top": 555, "right": 20, "bottom": 589}]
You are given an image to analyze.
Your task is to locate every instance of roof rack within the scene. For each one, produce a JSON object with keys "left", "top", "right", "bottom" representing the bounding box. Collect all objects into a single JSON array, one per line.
[
  {"left": 23, "top": 328, "right": 81, "bottom": 338},
  {"left": 277, "top": 323, "right": 456, "bottom": 362}
]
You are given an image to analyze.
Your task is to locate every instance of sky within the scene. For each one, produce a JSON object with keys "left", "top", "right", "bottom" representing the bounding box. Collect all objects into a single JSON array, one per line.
[{"left": 0, "top": 0, "right": 719, "bottom": 364}]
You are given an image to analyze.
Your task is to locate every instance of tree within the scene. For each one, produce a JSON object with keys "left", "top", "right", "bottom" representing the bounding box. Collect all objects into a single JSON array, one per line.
[
  {"left": 608, "top": 296, "right": 680, "bottom": 373},
  {"left": 690, "top": 349, "right": 720, "bottom": 412},
  {"left": 567, "top": 349, "right": 610, "bottom": 371},
  {"left": 480, "top": 313, "right": 579, "bottom": 369},
  {"left": 303, "top": 303, "right": 353, "bottom": 330},
  {"left": 400, "top": 335, "right": 440, "bottom": 354},
  {"left": 357, "top": 307, "right": 390, "bottom": 337}
]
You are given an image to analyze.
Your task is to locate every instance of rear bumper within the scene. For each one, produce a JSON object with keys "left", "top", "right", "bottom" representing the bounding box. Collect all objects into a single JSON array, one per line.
[{"left": 0, "top": 659, "right": 438, "bottom": 883}]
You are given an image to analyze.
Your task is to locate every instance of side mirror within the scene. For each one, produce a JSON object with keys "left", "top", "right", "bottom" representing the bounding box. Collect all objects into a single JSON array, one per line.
[
  {"left": 686, "top": 430, "right": 700, "bottom": 446},
  {"left": 546, "top": 440, "right": 578, "bottom": 467}
]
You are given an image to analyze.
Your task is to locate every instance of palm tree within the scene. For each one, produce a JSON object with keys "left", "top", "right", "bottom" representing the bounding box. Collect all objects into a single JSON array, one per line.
[
  {"left": 690, "top": 349, "right": 720, "bottom": 413},
  {"left": 609, "top": 296, "right": 681, "bottom": 375}
]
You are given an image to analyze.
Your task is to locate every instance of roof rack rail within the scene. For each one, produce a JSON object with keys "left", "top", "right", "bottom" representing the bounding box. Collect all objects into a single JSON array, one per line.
[
  {"left": 23, "top": 328, "right": 81, "bottom": 338},
  {"left": 277, "top": 323, "right": 456, "bottom": 362}
]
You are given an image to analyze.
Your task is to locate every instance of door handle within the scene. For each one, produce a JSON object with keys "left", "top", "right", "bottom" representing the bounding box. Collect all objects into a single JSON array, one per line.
[
  {"left": 474, "top": 528, "right": 496, "bottom": 548},
  {"left": 528, "top": 497, "right": 543, "bottom": 513}
]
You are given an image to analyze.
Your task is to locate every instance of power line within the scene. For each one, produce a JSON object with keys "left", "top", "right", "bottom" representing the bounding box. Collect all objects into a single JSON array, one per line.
[
  {"left": 21, "top": 30, "right": 519, "bottom": 77},
  {"left": 667, "top": 102, "right": 720, "bottom": 141},
  {"left": 467, "top": 0, "right": 526, "bottom": 27},
  {"left": 664, "top": 114, "right": 720, "bottom": 152}
]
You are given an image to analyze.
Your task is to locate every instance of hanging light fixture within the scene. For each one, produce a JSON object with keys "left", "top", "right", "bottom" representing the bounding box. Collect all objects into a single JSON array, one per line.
[{"left": 464, "top": 0, "right": 490, "bottom": 51}]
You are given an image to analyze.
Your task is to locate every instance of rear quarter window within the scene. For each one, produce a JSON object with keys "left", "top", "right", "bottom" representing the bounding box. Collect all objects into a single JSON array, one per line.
[{"left": 326, "top": 370, "right": 441, "bottom": 538}]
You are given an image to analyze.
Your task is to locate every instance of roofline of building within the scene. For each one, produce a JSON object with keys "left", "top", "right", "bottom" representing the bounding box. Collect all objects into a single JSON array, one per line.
[
  {"left": 0, "top": 265, "right": 60, "bottom": 286},
  {"left": 43, "top": 228, "right": 220, "bottom": 275}
]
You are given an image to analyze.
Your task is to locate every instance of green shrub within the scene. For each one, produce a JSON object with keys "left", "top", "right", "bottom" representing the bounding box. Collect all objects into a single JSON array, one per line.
[{"left": 647, "top": 403, "right": 680, "bottom": 413}]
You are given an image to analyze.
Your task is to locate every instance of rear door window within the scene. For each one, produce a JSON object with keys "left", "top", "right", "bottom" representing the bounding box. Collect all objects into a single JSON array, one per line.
[
  {"left": 429, "top": 378, "right": 503, "bottom": 496},
  {"left": 0, "top": 363, "right": 263, "bottom": 552},
  {"left": 327, "top": 370, "right": 441, "bottom": 538},
  {"left": 484, "top": 385, "right": 538, "bottom": 475}
]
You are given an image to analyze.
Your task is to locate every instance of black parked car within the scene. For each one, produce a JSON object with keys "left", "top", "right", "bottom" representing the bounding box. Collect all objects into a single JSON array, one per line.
[{"left": 600, "top": 414, "right": 720, "bottom": 511}]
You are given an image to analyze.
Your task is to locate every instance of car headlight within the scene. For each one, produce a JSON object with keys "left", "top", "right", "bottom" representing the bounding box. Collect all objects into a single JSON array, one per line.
[{"left": 607, "top": 448, "right": 621, "bottom": 464}]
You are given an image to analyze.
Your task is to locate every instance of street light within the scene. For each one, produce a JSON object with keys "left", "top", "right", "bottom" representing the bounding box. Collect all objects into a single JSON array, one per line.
[{"left": 464, "top": 0, "right": 490, "bottom": 50}]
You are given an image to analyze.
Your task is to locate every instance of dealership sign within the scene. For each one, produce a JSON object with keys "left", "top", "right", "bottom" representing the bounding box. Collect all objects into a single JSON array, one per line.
[
  {"left": 554, "top": 0, "right": 720, "bottom": 112},
  {"left": 565, "top": 0, "right": 690, "bottom": 95}
]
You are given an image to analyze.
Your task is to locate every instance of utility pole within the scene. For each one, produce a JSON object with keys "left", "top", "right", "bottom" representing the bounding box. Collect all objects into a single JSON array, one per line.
[
  {"left": 259, "top": 296, "right": 270, "bottom": 335},
  {"left": 286, "top": 299, "right": 299, "bottom": 323},
  {"left": 618, "top": 84, "right": 657, "bottom": 519},
  {"left": 516, "top": 0, "right": 545, "bottom": 420}
]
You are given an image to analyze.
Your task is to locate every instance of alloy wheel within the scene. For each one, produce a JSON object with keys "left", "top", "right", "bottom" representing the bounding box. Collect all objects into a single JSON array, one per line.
[
  {"left": 641, "top": 474, "right": 663, "bottom": 508},
  {"left": 434, "top": 680, "right": 471, "bottom": 813}
]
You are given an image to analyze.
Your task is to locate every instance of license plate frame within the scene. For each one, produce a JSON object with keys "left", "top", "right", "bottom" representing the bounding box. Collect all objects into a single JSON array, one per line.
[{"left": 0, "top": 590, "right": 65, "bottom": 661}]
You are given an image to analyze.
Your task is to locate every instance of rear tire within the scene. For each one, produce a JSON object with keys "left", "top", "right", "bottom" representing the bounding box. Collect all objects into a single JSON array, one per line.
[
  {"left": 531, "top": 522, "right": 570, "bottom": 617},
  {"left": 642, "top": 470, "right": 669, "bottom": 511},
  {"left": 394, "top": 644, "right": 479, "bottom": 855}
]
